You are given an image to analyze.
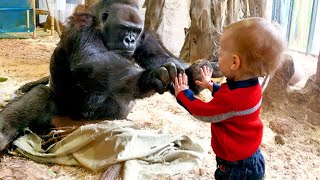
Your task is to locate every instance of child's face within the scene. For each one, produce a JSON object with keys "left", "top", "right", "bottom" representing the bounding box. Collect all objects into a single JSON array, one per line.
[{"left": 218, "top": 31, "right": 236, "bottom": 79}]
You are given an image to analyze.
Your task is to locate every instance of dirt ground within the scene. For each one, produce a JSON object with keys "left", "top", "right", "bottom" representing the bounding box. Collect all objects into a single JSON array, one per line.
[{"left": 0, "top": 30, "right": 319, "bottom": 180}]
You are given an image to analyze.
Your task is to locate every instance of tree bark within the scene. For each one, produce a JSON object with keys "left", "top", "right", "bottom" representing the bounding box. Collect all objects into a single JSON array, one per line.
[
  {"left": 142, "top": 0, "right": 266, "bottom": 63},
  {"left": 179, "top": 0, "right": 267, "bottom": 63},
  {"left": 85, "top": 0, "right": 97, "bottom": 7},
  {"left": 143, "top": 0, "right": 165, "bottom": 34},
  {"left": 179, "top": 0, "right": 215, "bottom": 63}
]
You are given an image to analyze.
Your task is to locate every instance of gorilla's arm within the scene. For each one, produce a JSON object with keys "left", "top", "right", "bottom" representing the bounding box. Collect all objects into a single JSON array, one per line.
[
  {"left": 15, "top": 76, "right": 49, "bottom": 94},
  {"left": 72, "top": 51, "right": 178, "bottom": 100},
  {"left": 132, "top": 30, "right": 220, "bottom": 94},
  {"left": 0, "top": 85, "right": 56, "bottom": 151},
  {"left": 133, "top": 30, "right": 188, "bottom": 71}
]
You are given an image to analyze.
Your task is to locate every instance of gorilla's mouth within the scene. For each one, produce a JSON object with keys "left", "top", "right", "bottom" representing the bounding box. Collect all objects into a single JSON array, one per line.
[
  {"left": 104, "top": 42, "right": 135, "bottom": 56},
  {"left": 115, "top": 49, "right": 134, "bottom": 55},
  {"left": 114, "top": 49, "right": 135, "bottom": 57}
]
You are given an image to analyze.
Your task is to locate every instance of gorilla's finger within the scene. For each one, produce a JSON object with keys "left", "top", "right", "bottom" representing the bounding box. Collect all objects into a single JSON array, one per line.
[
  {"left": 163, "top": 62, "right": 177, "bottom": 82},
  {"left": 152, "top": 79, "right": 165, "bottom": 94},
  {"left": 165, "top": 82, "right": 174, "bottom": 91},
  {"left": 155, "top": 66, "right": 171, "bottom": 85},
  {"left": 167, "top": 83, "right": 175, "bottom": 95},
  {"left": 177, "top": 66, "right": 185, "bottom": 75}
]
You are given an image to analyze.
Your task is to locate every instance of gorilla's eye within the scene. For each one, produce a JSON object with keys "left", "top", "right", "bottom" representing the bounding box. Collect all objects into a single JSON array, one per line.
[{"left": 102, "top": 12, "right": 109, "bottom": 22}]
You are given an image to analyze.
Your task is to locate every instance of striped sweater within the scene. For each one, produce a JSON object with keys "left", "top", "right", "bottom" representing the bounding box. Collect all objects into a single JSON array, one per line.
[{"left": 176, "top": 78, "right": 263, "bottom": 161}]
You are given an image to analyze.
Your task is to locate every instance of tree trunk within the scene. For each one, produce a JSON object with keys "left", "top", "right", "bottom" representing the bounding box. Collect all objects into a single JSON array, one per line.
[
  {"left": 143, "top": 0, "right": 165, "bottom": 34},
  {"left": 85, "top": 0, "right": 97, "bottom": 7},
  {"left": 142, "top": 0, "right": 266, "bottom": 63},
  {"left": 179, "top": 0, "right": 267, "bottom": 63},
  {"left": 179, "top": 0, "right": 215, "bottom": 63}
]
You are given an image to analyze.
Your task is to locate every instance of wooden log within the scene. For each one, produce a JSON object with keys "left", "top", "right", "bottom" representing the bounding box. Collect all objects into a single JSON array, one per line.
[
  {"left": 180, "top": 0, "right": 267, "bottom": 63},
  {"left": 143, "top": 0, "right": 165, "bottom": 33},
  {"left": 142, "top": 0, "right": 267, "bottom": 63},
  {"left": 85, "top": 0, "right": 98, "bottom": 7},
  {"left": 180, "top": 0, "right": 216, "bottom": 63}
]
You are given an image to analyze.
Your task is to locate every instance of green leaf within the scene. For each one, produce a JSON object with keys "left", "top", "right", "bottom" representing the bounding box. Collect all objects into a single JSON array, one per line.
[{"left": 0, "top": 77, "right": 8, "bottom": 82}]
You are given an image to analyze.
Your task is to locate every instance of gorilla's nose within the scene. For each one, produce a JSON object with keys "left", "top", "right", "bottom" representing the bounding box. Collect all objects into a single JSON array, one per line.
[{"left": 124, "top": 36, "right": 136, "bottom": 48}]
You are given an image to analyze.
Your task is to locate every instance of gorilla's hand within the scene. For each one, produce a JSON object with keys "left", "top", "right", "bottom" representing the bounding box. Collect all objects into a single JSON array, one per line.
[
  {"left": 167, "top": 57, "right": 186, "bottom": 75},
  {"left": 142, "top": 62, "right": 184, "bottom": 94}
]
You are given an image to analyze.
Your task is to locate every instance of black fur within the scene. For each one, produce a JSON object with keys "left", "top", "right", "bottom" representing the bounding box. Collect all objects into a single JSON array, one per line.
[{"left": 0, "top": 1, "right": 219, "bottom": 152}]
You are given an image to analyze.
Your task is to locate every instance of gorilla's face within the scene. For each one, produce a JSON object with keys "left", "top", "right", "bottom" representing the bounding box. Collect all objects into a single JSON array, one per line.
[{"left": 100, "top": 3, "right": 143, "bottom": 57}]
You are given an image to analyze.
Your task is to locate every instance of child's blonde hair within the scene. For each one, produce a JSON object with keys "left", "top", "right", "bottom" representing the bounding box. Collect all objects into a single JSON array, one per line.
[{"left": 224, "top": 17, "right": 287, "bottom": 77}]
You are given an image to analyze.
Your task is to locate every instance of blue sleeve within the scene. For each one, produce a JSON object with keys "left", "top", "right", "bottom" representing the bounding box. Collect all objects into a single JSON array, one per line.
[{"left": 212, "top": 83, "right": 221, "bottom": 96}]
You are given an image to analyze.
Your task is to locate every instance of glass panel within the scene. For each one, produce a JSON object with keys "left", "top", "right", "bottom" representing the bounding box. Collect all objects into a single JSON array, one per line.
[
  {"left": 288, "top": 0, "right": 313, "bottom": 52},
  {"left": 311, "top": 0, "right": 320, "bottom": 55},
  {"left": 272, "top": 0, "right": 293, "bottom": 40}
]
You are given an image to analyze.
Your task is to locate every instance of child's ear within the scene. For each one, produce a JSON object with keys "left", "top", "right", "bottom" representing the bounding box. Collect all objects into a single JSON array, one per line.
[{"left": 231, "top": 54, "right": 241, "bottom": 71}]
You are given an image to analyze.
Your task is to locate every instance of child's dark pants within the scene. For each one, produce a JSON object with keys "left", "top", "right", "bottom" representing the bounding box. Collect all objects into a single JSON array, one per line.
[{"left": 214, "top": 149, "right": 265, "bottom": 180}]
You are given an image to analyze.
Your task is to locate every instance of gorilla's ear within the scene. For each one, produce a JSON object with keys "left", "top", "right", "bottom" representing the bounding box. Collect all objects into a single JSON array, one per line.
[{"left": 102, "top": 12, "right": 109, "bottom": 22}]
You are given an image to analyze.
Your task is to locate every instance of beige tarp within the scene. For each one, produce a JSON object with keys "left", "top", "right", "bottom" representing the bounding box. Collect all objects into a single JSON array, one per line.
[{"left": 12, "top": 120, "right": 204, "bottom": 179}]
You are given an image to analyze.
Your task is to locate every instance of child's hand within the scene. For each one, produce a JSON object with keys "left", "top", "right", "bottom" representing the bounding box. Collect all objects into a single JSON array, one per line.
[
  {"left": 195, "top": 66, "right": 213, "bottom": 91},
  {"left": 174, "top": 73, "right": 189, "bottom": 96}
]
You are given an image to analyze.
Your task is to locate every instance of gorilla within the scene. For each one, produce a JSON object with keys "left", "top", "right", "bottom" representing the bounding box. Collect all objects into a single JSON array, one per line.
[{"left": 0, "top": 0, "right": 219, "bottom": 151}]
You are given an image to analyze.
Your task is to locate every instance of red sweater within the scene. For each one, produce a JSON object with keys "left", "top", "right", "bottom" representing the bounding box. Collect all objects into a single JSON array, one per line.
[{"left": 176, "top": 78, "right": 263, "bottom": 161}]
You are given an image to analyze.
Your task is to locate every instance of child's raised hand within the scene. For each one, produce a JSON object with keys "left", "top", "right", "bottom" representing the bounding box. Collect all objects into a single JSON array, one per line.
[
  {"left": 195, "top": 66, "right": 213, "bottom": 91},
  {"left": 174, "top": 73, "right": 189, "bottom": 96}
]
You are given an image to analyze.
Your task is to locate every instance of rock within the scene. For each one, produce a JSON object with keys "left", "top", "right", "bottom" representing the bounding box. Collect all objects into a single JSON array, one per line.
[
  {"left": 263, "top": 54, "right": 295, "bottom": 109},
  {"left": 275, "top": 134, "right": 285, "bottom": 145},
  {"left": 306, "top": 111, "right": 320, "bottom": 126},
  {"left": 269, "top": 118, "right": 294, "bottom": 136},
  {"left": 261, "top": 127, "right": 277, "bottom": 147},
  {"left": 307, "top": 75, "right": 320, "bottom": 113},
  {"left": 288, "top": 59, "right": 304, "bottom": 86}
]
